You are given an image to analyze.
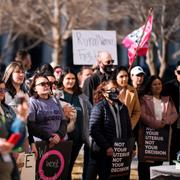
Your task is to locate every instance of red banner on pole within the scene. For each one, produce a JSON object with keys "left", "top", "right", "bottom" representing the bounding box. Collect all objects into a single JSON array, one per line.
[{"left": 122, "top": 15, "right": 153, "bottom": 65}]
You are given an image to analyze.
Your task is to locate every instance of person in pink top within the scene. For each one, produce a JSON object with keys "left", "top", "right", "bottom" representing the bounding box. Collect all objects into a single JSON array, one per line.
[{"left": 138, "top": 75, "right": 178, "bottom": 180}]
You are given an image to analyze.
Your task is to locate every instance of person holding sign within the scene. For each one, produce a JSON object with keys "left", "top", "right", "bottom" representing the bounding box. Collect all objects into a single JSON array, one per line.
[
  {"left": 88, "top": 80, "right": 132, "bottom": 180},
  {"left": 138, "top": 75, "right": 178, "bottom": 180},
  {"left": 28, "top": 73, "right": 67, "bottom": 146}
]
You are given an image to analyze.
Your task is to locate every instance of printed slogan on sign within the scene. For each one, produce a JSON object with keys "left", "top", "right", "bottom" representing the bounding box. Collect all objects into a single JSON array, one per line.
[
  {"left": 72, "top": 30, "right": 117, "bottom": 65},
  {"left": 138, "top": 126, "right": 171, "bottom": 162},
  {"left": 35, "top": 141, "right": 72, "bottom": 180},
  {"left": 111, "top": 138, "right": 134, "bottom": 177}
]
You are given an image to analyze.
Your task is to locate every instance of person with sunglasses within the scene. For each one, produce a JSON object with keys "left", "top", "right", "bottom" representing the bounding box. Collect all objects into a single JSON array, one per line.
[
  {"left": 82, "top": 51, "right": 115, "bottom": 104},
  {"left": 43, "top": 72, "right": 77, "bottom": 134},
  {"left": 163, "top": 61, "right": 180, "bottom": 164},
  {"left": 88, "top": 80, "right": 132, "bottom": 180},
  {"left": 27, "top": 73, "right": 67, "bottom": 147}
]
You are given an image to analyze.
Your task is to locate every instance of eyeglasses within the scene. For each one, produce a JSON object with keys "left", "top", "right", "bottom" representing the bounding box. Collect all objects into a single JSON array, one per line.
[
  {"left": 106, "top": 60, "right": 114, "bottom": 65},
  {"left": 49, "top": 81, "right": 58, "bottom": 86},
  {"left": 0, "top": 88, "right": 7, "bottom": 93},
  {"left": 177, "top": 70, "right": 180, "bottom": 75},
  {"left": 35, "top": 81, "right": 50, "bottom": 87}
]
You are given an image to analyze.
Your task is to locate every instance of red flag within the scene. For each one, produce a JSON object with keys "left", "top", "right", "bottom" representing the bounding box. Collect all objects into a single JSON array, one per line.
[{"left": 122, "top": 15, "right": 153, "bottom": 65}]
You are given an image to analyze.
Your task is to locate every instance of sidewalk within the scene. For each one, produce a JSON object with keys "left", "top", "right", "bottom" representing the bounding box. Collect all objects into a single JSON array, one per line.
[{"left": 72, "top": 149, "right": 138, "bottom": 180}]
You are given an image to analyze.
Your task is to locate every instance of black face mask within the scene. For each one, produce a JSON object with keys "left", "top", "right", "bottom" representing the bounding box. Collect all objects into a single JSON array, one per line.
[
  {"left": 103, "top": 64, "right": 114, "bottom": 74},
  {"left": 108, "top": 90, "right": 119, "bottom": 102}
]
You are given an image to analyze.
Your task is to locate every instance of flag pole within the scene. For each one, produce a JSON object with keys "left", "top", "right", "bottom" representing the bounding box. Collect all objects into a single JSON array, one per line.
[{"left": 128, "top": 8, "right": 153, "bottom": 72}]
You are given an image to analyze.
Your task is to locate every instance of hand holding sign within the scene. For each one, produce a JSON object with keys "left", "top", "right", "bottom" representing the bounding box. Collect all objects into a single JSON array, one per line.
[
  {"left": 106, "top": 147, "right": 114, "bottom": 156},
  {"left": 36, "top": 141, "right": 73, "bottom": 180},
  {"left": 49, "top": 133, "right": 61, "bottom": 148}
]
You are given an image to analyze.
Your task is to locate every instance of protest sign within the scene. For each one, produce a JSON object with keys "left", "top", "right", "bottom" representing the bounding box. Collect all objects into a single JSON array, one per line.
[
  {"left": 111, "top": 138, "right": 134, "bottom": 177},
  {"left": 17, "top": 153, "right": 36, "bottom": 180},
  {"left": 35, "top": 141, "right": 73, "bottom": 180},
  {"left": 72, "top": 30, "right": 117, "bottom": 65},
  {"left": 138, "top": 125, "right": 171, "bottom": 162}
]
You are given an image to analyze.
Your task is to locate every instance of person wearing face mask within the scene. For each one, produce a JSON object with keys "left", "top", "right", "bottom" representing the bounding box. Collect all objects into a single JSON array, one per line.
[
  {"left": 82, "top": 51, "right": 115, "bottom": 104},
  {"left": 87, "top": 80, "right": 132, "bottom": 180}
]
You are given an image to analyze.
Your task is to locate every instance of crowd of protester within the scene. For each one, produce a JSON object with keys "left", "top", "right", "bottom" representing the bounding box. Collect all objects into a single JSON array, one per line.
[{"left": 0, "top": 49, "right": 179, "bottom": 180}]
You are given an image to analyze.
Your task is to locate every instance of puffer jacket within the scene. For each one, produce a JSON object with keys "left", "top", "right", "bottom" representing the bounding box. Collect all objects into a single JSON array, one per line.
[{"left": 90, "top": 99, "right": 132, "bottom": 151}]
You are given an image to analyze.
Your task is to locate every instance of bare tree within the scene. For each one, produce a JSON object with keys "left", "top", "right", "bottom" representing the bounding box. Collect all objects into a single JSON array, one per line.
[
  {"left": 106, "top": 0, "right": 180, "bottom": 77},
  {"left": 0, "top": 0, "right": 107, "bottom": 65},
  {"left": 0, "top": 0, "right": 179, "bottom": 76}
]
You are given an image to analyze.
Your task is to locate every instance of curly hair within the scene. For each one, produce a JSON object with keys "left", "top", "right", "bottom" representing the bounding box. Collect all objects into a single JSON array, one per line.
[{"left": 93, "top": 80, "right": 118, "bottom": 104}]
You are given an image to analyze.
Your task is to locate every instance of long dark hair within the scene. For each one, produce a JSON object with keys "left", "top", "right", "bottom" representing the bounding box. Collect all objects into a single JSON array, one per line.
[
  {"left": 112, "top": 66, "right": 129, "bottom": 81},
  {"left": 144, "top": 75, "right": 164, "bottom": 96},
  {"left": 60, "top": 68, "right": 82, "bottom": 95}
]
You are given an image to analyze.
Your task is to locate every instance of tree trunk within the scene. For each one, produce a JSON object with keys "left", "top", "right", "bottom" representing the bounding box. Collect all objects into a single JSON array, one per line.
[
  {"left": 51, "top": 36, "right": 62, "bottom": 67},
  {"left": 51, "top": 0, "right": 62, "bottom": 67},
  {"left": 146, "top": 44, "right": 157, "bottom": 75},
  {"left": 159, "top": 38, "right": 168, "bottom": 78}
]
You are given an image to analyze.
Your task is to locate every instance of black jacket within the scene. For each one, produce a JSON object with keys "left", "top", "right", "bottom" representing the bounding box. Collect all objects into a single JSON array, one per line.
[
  {"left": 164, "top": 79, "right": 180, "bottom": 128},
  {"left": 90, "top": 99, "right": 132, "bottom": 151},
  {"left": 82, "top": 70, "right": 111, "bottom": 104}
]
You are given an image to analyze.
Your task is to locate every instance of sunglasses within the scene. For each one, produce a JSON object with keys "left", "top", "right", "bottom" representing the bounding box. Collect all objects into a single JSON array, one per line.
[
  {"left": 106, "top": 60, "right": 114, "bottom": 65},
  {"left": 49, "top": 81, "right": 58, "bottom": 86},
  {"left": 0, "top": 88, "right": 7, "bottom": 93},
  {"left": 177, "top": 70, "right": 180, "bottom": 75},
  {"left": 35, "top": 81, "right": 50, "bottom": 87}
]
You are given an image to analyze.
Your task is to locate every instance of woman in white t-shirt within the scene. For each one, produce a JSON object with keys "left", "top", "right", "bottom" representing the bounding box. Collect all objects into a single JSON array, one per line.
[{"left": 138, "top": 75, "right": 178, "bottom": 180}]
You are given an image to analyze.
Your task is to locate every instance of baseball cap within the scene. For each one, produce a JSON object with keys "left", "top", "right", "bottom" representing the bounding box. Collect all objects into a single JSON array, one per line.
[{"left": 130, "top": 66, "right": 145, "bottom": 76}]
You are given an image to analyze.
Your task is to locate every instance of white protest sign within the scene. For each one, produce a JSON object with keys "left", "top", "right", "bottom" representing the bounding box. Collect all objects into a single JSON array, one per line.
[
  {"left": 18, "top": 153, "right": 36, "bottom": 180},
  {"left": 72, "top": 30, "right": 117, "bottom": 65}
]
